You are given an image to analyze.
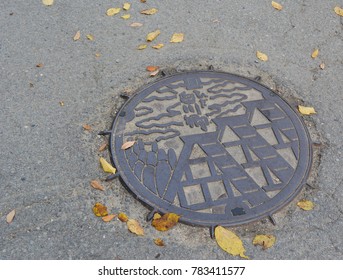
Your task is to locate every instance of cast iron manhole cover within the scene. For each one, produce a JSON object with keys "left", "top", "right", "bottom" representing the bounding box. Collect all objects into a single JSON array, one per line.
[{"left": 109, "top": 71, "right": 312, "bottom": 227}]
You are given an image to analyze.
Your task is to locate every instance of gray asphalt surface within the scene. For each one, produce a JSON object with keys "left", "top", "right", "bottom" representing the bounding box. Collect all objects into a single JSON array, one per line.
[{"left": 1, "top": 0, "right": 343, "bottom": 259}]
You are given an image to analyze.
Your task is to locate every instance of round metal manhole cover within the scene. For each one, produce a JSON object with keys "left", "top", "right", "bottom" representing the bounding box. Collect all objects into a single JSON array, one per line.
[{"left": 110, "top": 71, "right": 312, "bottom": 227}]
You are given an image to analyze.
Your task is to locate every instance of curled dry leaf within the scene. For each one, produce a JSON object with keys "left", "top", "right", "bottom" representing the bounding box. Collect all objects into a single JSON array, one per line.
[
  {"left": 298, "top": 105, "right": 316, "bottom": 115},
  {"left": 93, "top": 203, "right": 108, "bottom": 217},
  {"left": 152, "top": 43, "right": 164, "bottom": 49},
  {"left": 334, "top": 6, "right": 343, "bottom": 17},
  {"left": 150, "top": 69, "right": 159, "bottom": 77},
  {"left": 297, "top": 199, "right": 314, "bottom": 211},
  {"left": 6, "top": 209, "right": 16, "bottom": 224},
  {"left": 137, "top": 44, "right": 147, "bottom": 50},
  {"left": 102, "top": 214, "right": 116, "bottom": 222},
  {"left": 170, "top": 33, "right": 184, "bottom": 43},
  {"left": 98, "top": 142, "right": 108, "bottom": 152},
  {"left": 253, "top": 234, "right": 276, "bottom": 250},
  {"left": 130, "top": 22, "right": 143, "bottom": 27},
  {"left": 86, "top": 34, "right": 94, "bottom": 41},
  {"left": 256, "top": 51, "right": 268, "bottom": 61},
  {"left": 311, "top": 49, "right": 319, "bottom": 59},
  {"left": 271, "top": 1, "right": 283, "bottom": 11},
  {"left": 90, "top": 180, "right": 105, "bottom": 191},
  {"left": 141, "top": 8, "right": 158, "bottom": 15},
  {"left": 82, "top": 124, "right": 92, "bottom": 131},
  {"left": 121, "top": 141, "right": 136, "bottom": 150},
  {"left": 154, "top": 238, "right": 165, "bottom": 246},
  {"left": 106, "top": 8, "right": 121, "bottom": 16},
  {"left": 99, "top": 157, "right": 116, "bottom": 174},
  {"left": 36, "top": 63, "right": 43, "bottom": 68},
  {"left": 73, "top": 30, "right": 81, "bottom": 41},
  {"left": 118, "top": 212, "right": 129, "bottom": 222},
  {"left": 42, "top": 0, "right": 54, "bottom": 6},
  {"left": 215, "top": 226, "right": 249, "bottom": 259},
  {"left": 123, "top": 3, "right": 131, "bottom": 10},
  {"left": 146, "top": 66, "right": 159, "bottom": 72},
  {"left": 127, "top": 219, "right": 144, "bottom": 236},
  {"left": 151, "top": 213, "right": 180, "bottom": 231},
  {"left": 146, "top": 30, "right": 161, "bottom": 42},
  {"left": 121, "top": 14, "right": 131, "bottom": 20}
]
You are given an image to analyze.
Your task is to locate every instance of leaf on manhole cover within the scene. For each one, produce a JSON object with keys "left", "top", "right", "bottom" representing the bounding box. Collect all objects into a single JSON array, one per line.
[
  {"left": 170, "top": 33, "right": 184, "bottom": 43},
  {"left": 130, "top": 22, "right": 143, "bottom": 27},
  {"left": 154, "top": 238, "right": 165, "bottom": 246},
  {"left": 82, "top": 124, "right": 92, "bottom": 131},
  {"left": 93, "top": 203, "right": 108, "bottom": 217},
  {"left": 141, "top": 8, "right": 158, "bottom": 15},
  {"left": 121, "top": 14, "right": 131, "bottom": 20},
  {"left": 106, "top": 8, "right": 121, "bottom": 16},
  {"left": 311, "top": 48, "right": 319, "bottom": 59},
  {"left": 146, "top": 30, "right": 161, "bottom": 42},
  {"left": 73, "top": 30, "right": 81, "bottom": 41},
  {"left": 271, "top": 1, "right": 283, "bottom": 11},
  {"left": 146, "top": 66, "right": 159, "bottom": 72},
  {"left": 102, "top": 214, "right": 116, "bottom": 222},
  {"left": 334, "top": 6, "right": 343, "bottom": 17},
  {"left": 253, "top": 234, "right": 276, "bottom": 250},
  {"left": 86, "top": 34, "right": 94, "bottom": 41},
  {"left": 151, "top": 213, "right": 180, "bottom": 231},
  {"left": 42, "top": 0, "right": 54, "bottom": 6},
  {"left": 123, "top": 3, "right": 131, "bottom": 10},
  {"left": 99, "top": 157, "right": 116, "bottom": 174},
  {"left": 152, "top": 43, "right": 164, "bottom": 49},
  {"left": 90, "top": 180, "right": 105, "bottom": 191},
  {"left": 118, "top": 212, "right": 129, "bottom": 222},
  {"left": 256, "top": 51, "right": 268, "bottom": 61},
  {"left": 98, "top": 142, "right": 108, "bottom": 152},
  {"left": 137, "top": 44, "right": 147, "bottom": 50},
  {"left": 6, "top": 209, "right": 16, "bottom": 224},
  {"left": 215, "top": 226, "right": 249, "bottom": 259},
  {"left": 297, "top": 199, "right": 314, "bottom": 211},
  {"left": 127, "top": 219, "right": 144, "bottom": 236},
  {"left": 121, "top": 141, "right": 136, "bottom": 150},
  {"left": 298, "top": 105, "right": 316, "bottom": 115}
]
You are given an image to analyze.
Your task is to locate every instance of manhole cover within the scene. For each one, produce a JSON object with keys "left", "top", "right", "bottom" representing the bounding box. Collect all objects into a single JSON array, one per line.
[{"left": 109, "top": 71, "right": 312, "bottom": 227}]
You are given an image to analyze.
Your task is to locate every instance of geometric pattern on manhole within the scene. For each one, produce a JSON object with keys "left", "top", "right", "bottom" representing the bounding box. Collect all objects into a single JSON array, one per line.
[{"left": 110, "top": 71, "right": 312, "bottom": 227}]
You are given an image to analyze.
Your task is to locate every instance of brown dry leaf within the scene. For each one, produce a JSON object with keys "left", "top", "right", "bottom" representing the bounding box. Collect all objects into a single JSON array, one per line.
[
  {"left": 93, "top": 203, "right": 108, "bottom": 217},
  {"left": 90, "top": 180, "right": 105, "bottom": 191},
  {"left": 82, "top": 124, "right": 92, "bottom": 131},
  {"left": 59, "top": 101, "right": 64, "bottom": 106},
  {"left": 99, "top": 157, "right": 116, "bottom": 174},
  {"left": 36, "top": 63, "right": 43, "bottom": 68},
  {"left": 319, "top": 63, "right": 325, "bottom": 70},
  {"left": 141, "top": 8, "right": 158, "bottom": 15},
  {"left": 170, "top": 33, "right": 184, "bottom": 43},
  {"left": 98, "top": 142, "right": 108, "bottom": 152},
  {"left": 253, "top": 234, "right": 276, "bottom": 250},
  {"left": 102, "top": 214, "right": 116, "bottom": 222},
  {"left": 256, "top": 51, "right": 268, "bottom": 61},
  {"left": 297, "top": 199, "right": 314, "bottom": 211},
  {"left": 86, "top": 34, "right": 94, "bottom": 41},
  {"left": 152, "top": 43, "right": 164, "bottom": 49},
  {"left": 146, "top": 66, "right": 159, "bottom": 72},
  {"left": 42, "top": 0, "right": 54, "bottom": 6},
  {"left": 271, "top": 1, "right": 283, "bottom": 11},
  {"left": 140, "top": 0, "right": 146, "bottom": 2},
  {"left": 150, "top": 69, "right": 159, "bottom": 77},
  {"left": 127, "top": 219, "right": 144, "bottom": 236},
  {"left": 215, "top": 226, "right": 249, "bottom": 259},
  {"left": 95, "top": 53, "right": 101, "bottom": 58},
  {"left": 121, "top": 14, "right": 131, "bottom": 20},
  {"left": 130, "top": 22, "right": 143, "bottom": 27},
  {"left": 123, "top": 3, "right": 131, "bottom": 10},
  {"left": 73, "top": 30, "right": 81, "bottom": 41},
  {"left": 151, "top": 213, "right": 180, "bottom": 231},
  {"left": 146, "top": 30, "right": 161, "bottom": 42},
  {"left": 334, "top": 6, "right": 343, "bottom": 17},
  {"left": 298, "top": 105, "right": 316, "bottom": 115},
  {"left": 154, "top": 238, "right": 165, "bottom": 246},
  {"left": 106, "top": 8, "right": 121, "bottom": 16},
  {"left": 118, "top": 212, "right": 129, "bottom": 222},
  {"left": 137, "top": 44, "right": 147, "bottom": 50},
  {"left": 6, "top": 209, "right": 16, "bottom": 224},
  {"left": 311, "top": 48, "right": 319, "bottom": 59},
  {"left": 121, "top": 141, "right": 136, "bottom": 150}
]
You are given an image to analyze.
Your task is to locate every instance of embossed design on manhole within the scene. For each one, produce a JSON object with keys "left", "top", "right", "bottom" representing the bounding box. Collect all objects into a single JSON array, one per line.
[{"left": 110, "top": 71, "right": 312, "bottom": 227}]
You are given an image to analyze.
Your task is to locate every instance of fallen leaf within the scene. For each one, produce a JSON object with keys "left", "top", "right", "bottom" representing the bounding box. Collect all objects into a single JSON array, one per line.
[
  {"left": 102, "top": 214, "right": 116, "bottom": 222},
  {"left": 215, "top": 226, "right": 249, "bottom": 259},
  {"left": 121, "top": 141, "right": 136, "bottom": 150},
  {"left": 152, "top": 43, "right": 164, "bottom": 49},
  {"left": 6, "top": 209, "right": 16, "bottom": 224},
  {"left": 90, "top": 180, "right": 105, "bottom": 191},
  {"left": 123, "top": 3, "right": 131, "bottom": 10},
  {"left": 73, "top": 30, "right": 81, "bottom": 41},
  {"left": 146, "top": 66, "right": 159, "bottom": 72},
  {"left": 95, "top": 53, "right": 101, "bottom": 58},
  {"left": 298, "top": 105, "right": 316, "bottom": 115},
  {"left": 151, "top": 213, "right": 180, "bottom": 231},
  {"left": 59, "top": 101, "right": 64, "bottom": 106},
  {"left": 93, "top": 203, "right": 108, "bottom": 217},
  {"left": 36, "top": 63, "right": 43, "bottom": 68},
  {"left": 253, "top": 234, "right": 276, "bottom": 249},
  {"left": 153, "top": 213, "right": 161, "bottom": 220},
  {"left": 118, "top": 212, "right": 129, "bottom": 222},
  {"left": 170, "top": 33, "right": 184, "bottom": 43},
  {"left": 121, "top": 14, "right": 131, "bottom": 20},
  {"left": 154, "top": 238, "right": 165, "bottom": 246},
  {"left": 141, "top": 8, "right": 158, "bottom": 15},
  {"left": 319, "top": 63, "right": 325, "bottom": 70},
  {"left": 297, "top": 199, "right": 314, "bottom": 211},
  {"left": 334, "top": 6, "right": 343, "bottom": 17},
  {"left": 137, "top": 44, "right": 147, "bottom": 50},
  {"left": 271, "top": 1, "right": 283, "bottom": 11},
  {"left": 86, "top": 34, "right": 94, "bottom": 41},
  {"left": 140, "top": 0, "right": 146, "bottom": 2},
  {"left": 127, "top": 219, "right": 144, "bottom": 236},
  {"left": 146, "top": 30, "right": 161, "bottom": 42},
  {"left": 130, "top": 22, "right": 143, "bottom": 27},
  {"left": 99, "top": 157, "right": 116, "bottom": 174},
  {"left": 311, "top": 48, "right": 319, "bottom": 59},
  {"left": 106, "top": 8, "right": 121, "bottom": 16},
  {"left": 150, "top": 69, "right": 159, "bottom": 77},
  {"left": 256, "top": 51, "right": 268, "bottom": 61},
  {"left": 98, "top": 142, "right": 108, "bottom": 152},
  {"left": 42, "top": 0, "right": 54, "bottom": 6},
  {"left": 82, "top": 124, "right": 92, "bottom": 131}
]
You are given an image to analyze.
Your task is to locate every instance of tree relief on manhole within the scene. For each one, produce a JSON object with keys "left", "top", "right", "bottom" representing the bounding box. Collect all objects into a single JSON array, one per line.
[{"left": 111, "top": 71, "right": 311, "bottom": 226}]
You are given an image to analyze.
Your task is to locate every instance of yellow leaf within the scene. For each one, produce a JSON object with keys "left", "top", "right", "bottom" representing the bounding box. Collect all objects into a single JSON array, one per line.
[
  {"left": 152, "top": 43, "right": 164, "bottom": 49},
  {"left": 137, "top": 44, "right": 147, "bottom": 50},
  {"left": 123, "top": 3, "right": 131, "bottom": 10},
  {"left": 86, "top": 34, "right": 94, "bottom": 41},
  {"left": 130, "top": 22, "right": 143, "bottom": 27},
  {"left": 146, "top": 30, "right": 161, "bottom": 42},
  {"left": 127, "top": 219, "right": 144, "bottom": 236},
  {"left": 106, "top": 8, "right": 121, "bottom": 16},
  {"left": 256, "top": 51, "right": 268, "bottom": 61},
  {"left": 170, "top": 33, "right": 184, "bottom": 43},
  {"left": 334, "top": 6, "right": 343, "bottom": 17},
  {"left": 141, "top": 8, "right": 158, "bottom": 15},
  {"left": 151, "top": 213, "right": 180, "bottom": 231},
  {"left": 73, "top": 30, "right": 81, "bottom": 41},
  {"left": 102, "top": 214, "right": 116, "bottom": 222},
  {"left": 118, "top": 212, "right": 129, "bottom": 222},
  {"left": 90, "top": 180, "right": 105, "bottom": 191},
  {"left": 121, "top": 14, "right": 131, "bottom": 20},
  {"left": 121, "top": 141, "right": 136, "bottom": 150},
  {"left": 92, "top": 203, "right": 108, "bottom": 217},
  {"left": 271, "top": 1, "right": 283, "bottom": 11},
  {"left": 298, "top": 105, "right": 316, "bottom": 115},
  {"left": 99, "top": 157, "right": 116, "bottom": 174},
  {"left": 215, "top": 226, "right": 249, "bottom": 259},
  {"left": 253, "top": 234, "right": 276, "bottom": 249},
  {"left": 297, "top": 199, "right": 314, "bottom": 211},
  {"left": 42, "top": 0, "right": 54, "bottom": 6},
  {"left": 6, "top": 209, "right": 16, "bottom": 224},
  {"left": 154, "top": 238, "right": 165, "bottom": 246},
  {"left": 311, "top": 48, "right": 319, "bottom": 59}
]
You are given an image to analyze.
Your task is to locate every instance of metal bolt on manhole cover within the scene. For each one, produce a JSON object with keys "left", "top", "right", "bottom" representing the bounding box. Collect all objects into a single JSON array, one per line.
[{"left": 106, "top": 70, "right": 312, "bottom": 229}]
